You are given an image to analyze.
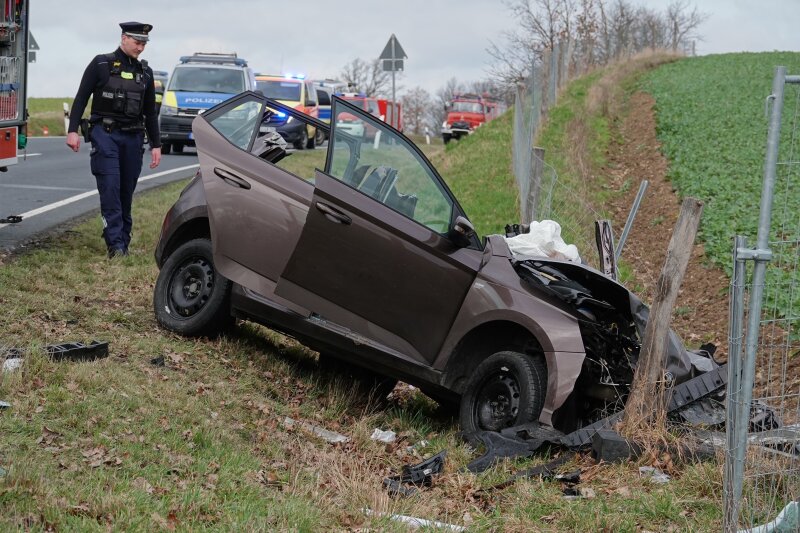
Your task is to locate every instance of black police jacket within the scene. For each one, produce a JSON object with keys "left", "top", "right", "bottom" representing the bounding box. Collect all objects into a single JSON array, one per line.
[{"left": 68, "top": 47, "right": 160, "bottom": 148}]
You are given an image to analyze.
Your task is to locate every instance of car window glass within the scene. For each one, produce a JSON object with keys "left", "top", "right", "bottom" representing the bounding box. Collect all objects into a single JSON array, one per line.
[
  {"left": 254, "top": 104, "right": 327, "bottom": 181},
  {"left": 207, "top": 98, "right": 263, "bottom": 150},
  {"left": 316, "top": 89, "right": 331, "bottom": 106},
  {"left": 328, "top": 103, "right": 453, "bottom": 233}
]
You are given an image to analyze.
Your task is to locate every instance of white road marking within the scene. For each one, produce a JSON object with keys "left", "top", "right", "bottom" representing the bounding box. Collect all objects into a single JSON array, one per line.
[
  {"left": 0, "top": 164, "right": 199, "bottom": 230},
  {"left": 0, "top": 184, "right": 86, "bottom": 191}
]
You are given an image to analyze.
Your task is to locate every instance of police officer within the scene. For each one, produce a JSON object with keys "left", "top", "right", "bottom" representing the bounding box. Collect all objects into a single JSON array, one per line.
[{"left": 66, "top": 21, "right": 161, "bottom": 259}]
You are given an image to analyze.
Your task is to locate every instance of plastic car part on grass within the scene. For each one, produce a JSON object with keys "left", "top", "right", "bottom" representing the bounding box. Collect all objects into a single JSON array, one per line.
[
  {"left": 382, "top": 451, "right": 446, "bottom": 497},
  {"left": 46, "top": 340, "right": 109, "bottom": 362}
]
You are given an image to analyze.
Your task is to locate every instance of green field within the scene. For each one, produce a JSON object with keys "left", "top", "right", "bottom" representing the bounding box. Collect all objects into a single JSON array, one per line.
[{"left": 643, "top": 52, "right": 800, "bottom": 329}]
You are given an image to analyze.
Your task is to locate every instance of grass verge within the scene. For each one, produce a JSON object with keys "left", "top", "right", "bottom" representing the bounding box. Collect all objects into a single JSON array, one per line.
[{"left": 0, "top": 91, "right": 724, "bottom": 530}]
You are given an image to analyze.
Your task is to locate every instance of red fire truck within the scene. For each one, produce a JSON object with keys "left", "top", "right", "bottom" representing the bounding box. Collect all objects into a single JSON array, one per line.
[
  {"left": 441, "top": 93, "right": 505, "bottom": 144},
  {"left": 0, "top": 0, "right": 28, "bottom": 171}
]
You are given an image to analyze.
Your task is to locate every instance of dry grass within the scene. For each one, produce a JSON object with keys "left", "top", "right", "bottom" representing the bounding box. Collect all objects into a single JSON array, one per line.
[{"left": 0, "top": 77, "right": 727, "bottom": 530}]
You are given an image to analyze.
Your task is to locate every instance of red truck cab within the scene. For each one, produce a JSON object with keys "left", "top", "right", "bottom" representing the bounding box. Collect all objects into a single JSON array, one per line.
[{"left": 441, "top": 93, "right": 504, "bottom": 144}]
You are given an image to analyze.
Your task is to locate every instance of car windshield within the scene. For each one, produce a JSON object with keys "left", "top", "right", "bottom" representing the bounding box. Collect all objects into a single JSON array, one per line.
[
  {"left": 257, "top": 80, "right": 302, "bottom": 101},
  {"left": 168, "top": 67, "right": 245, "bottom": 94},
  {"left": 452, "top": 101, "right": 484, "bottom": 113}
]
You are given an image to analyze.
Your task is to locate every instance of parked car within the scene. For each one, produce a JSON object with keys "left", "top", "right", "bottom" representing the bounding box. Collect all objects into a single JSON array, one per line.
[
  {"left": 255, "top": 74, "right": 322, "bottom": 149},
  {"left": 153, "top": 92, "right": 710, "bottom": 434}
]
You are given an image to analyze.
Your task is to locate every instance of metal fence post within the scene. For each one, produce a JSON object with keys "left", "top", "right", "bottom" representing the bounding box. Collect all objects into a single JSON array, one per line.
[
  {"left": 725, "top": 66, "right": 786, "bottom": 532},
  {"left": 526, "top": 147, "right": 545, "bottom": 223},
  {"left": 549, "top": 43, "right": 559, "bottom": 106},
  {"left": 724, "top": 235, "right": 748, "bottom": 532}
]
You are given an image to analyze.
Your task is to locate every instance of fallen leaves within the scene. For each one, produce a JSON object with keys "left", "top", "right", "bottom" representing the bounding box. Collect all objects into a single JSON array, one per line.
[{"left": 80, "top": 445, "right": 122, "bottom": 468}]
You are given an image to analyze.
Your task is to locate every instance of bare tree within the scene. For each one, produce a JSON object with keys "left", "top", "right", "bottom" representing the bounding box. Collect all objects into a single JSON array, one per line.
[
  {"left": 339, "top": 58, "right": 395, "bottom": 97},
  {"left": 401, "top": 87, "right": 432, "bottom": 135},
  {"left": 666, "top": 0, "right": 708, "bottom": 52}
]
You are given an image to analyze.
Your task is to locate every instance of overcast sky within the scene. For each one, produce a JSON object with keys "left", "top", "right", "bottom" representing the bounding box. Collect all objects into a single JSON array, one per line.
[{"left": 28, "top": 0, "right": 799, "bottom": 99}]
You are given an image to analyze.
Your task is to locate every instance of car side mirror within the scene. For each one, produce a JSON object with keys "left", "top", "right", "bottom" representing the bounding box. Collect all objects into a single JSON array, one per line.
[{"left": 447, "top": 216, "right": 475, "bottom": 248}]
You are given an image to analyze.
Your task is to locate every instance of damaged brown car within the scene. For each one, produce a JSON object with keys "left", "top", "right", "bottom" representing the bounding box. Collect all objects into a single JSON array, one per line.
[{"left": 153, "top": 92, "right": 715, "bottom": 434}]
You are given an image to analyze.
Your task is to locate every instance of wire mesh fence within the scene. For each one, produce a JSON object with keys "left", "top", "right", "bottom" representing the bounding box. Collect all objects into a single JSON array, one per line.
[{"left": 724, "top": 67, "right": 800, "bottom": 532}]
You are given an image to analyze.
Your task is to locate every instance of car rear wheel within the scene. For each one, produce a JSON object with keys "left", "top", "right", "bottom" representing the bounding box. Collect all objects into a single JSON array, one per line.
[
  {"left": 293, "top": 129, "right": 308, "bottom": 150},
  {"left": 459, "top": 351, "right": 547, "bottom": 433},
  {"left": 153, "top": 238, "right": 233, "bottom": 337},
  {"left": 161, "top": 142, "right": 172, "bottom": 154},
  {"left": 173, "top": 142, "right": 184, "bottom": 154}
]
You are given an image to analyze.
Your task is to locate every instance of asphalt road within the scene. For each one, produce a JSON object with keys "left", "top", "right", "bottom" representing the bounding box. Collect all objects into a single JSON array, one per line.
[{"left": 0, "top": 137, "right": 200, "bottom": 252}]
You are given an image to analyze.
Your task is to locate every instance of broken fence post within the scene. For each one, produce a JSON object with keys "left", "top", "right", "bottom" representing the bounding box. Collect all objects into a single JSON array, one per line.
[{"left": 623, "top": 197, "right": 704, "bottom": 431}]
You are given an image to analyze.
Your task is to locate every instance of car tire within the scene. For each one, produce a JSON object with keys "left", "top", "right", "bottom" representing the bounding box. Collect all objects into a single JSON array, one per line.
[
  {"left": 153, "top": 238, "right": 233, "bottom": 337},
  {"left": 173, "top": 142, "right": 184, "bottom": 154},
  {"left": 313, "top": 127, "right": 325, "bottom": 148},
  {"left": 318, "top": 353, "right": 398, "bottom": 404},
  {"left": 459, "top": 351, "right": 547, "bottom": 433},
  {"left": 293, "top": 129, "right": 308, "bottom": 150},
  {"left": 305, "top": 127, "right": 316, "bottom": 150},
  {"left": 161, "top": 142, "right": 172, "bottom": 154}
]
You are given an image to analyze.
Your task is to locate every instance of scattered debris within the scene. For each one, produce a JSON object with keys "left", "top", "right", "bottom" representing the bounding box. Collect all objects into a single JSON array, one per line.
[
  {"left": 0, "top": 215, "right": 22, "bottom": 224},
  {"left": 639, "top": 466, "right": 670, "bottom": 484},
  {"left": 591, "top": 429, "right": 642, "bottom": 463},
  {"left": 740, "top": 500, "right": 800, "bottom": 533},
  {"left": 150, "top": 355, "right": 165, "bottom": 366},
  {"left": 2, "top": 357, "right": 23, "bottom": 373},
  {"left": 282, "top": 417, "right": 349, "bottom": 444},
  {"left": 370, "top": 428, "right": 397, "bottom": 443},
  {"left": 0, "top": 466, "right": 6, "bottom": 477},
  {"left": 0, "top": 400, "right": 10, "bottom": 409},
  {"left": 46, "top": 341, "right": 109, "bottom": 362},
  {"left": 383, "top": 451, "right": 446, "bottom": 497},
  {"left": 363, "top": 508, "right": 465, "bottom": 532}
]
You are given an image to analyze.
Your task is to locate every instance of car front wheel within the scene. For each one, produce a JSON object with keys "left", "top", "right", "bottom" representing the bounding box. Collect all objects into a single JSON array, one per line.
[
  {"left": 293, "top": 129, "right": 308, "bottom": 150},
  {"left": 459, "top": 351, "right": 547, "bottom": 433},
  {"left": 153, "top": 238, "right": 233, "bottom": 337}
]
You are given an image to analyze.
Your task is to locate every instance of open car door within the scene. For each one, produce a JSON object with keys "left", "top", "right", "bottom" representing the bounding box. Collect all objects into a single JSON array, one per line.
[
  {"left": 192, "top": 92, "right": 327, "bottom": 297},
  {"left": 275, "top": 97, "right": 483, "bottom": 363}
]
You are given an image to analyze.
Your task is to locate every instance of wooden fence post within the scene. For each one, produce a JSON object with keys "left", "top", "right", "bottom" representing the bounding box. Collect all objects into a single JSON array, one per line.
[{"left": 623, "top": 197, "right": 704, "bottom": 431}]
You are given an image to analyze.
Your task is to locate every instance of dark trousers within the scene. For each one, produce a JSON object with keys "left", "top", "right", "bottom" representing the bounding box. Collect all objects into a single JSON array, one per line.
[{"left": 89, "top": 125, "right": 144, "bottom": 251}]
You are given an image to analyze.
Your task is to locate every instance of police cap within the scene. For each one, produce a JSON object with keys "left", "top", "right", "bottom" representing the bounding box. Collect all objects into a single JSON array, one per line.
[{"left": 119, "top": 21, "right": 152, "bottom": 42}]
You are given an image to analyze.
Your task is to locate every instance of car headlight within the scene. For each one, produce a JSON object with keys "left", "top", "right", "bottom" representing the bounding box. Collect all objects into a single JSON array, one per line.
[{"left": 160, "top": 105, "right": 177, "bottom": 116}]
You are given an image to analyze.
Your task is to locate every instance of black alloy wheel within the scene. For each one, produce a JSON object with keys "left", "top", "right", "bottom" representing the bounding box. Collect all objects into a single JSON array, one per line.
[
  {"left": 153, "top": 238, "right": 233, "bottom": 337},
  {"left": 459, "top": 351, "right": 547, "bottom": 433}
]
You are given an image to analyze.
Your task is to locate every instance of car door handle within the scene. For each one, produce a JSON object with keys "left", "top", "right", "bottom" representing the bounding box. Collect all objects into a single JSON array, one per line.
[
  {"left": 315, "top": 201, "right": 351, "bottom": 225},
  {"left": 214, "top": 167, "right": 251, "bottom": 190}
]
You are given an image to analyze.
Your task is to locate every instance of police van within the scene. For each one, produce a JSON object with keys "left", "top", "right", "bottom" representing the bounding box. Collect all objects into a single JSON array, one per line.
[{"left": 159, "top": 52, "right": 256, "bottom": 154}]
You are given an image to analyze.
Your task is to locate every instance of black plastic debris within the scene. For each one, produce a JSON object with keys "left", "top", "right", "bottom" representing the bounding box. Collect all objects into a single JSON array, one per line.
[
  {"left": 0, "top": 400, "right": 10, "bottom": 410},
  {"left": 150, "top": 355, "right": 165, "bottom": 366},
  {"left": 462, "top": 431, "right": 544, "bottom": 473},
  {"left": 591, "top": 429, "right": 642, "bottom": 463},
  {"left": 383, "top": 451, "right": 446, "bottom": 497},
  {"left": 0, "top": 215, "right": 22, "bottom": 224},
  {"left": 46, "top": 340, "right": 109, "bottom": 362}
]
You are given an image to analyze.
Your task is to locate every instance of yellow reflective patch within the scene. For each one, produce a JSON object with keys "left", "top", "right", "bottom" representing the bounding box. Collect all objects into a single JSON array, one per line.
[
  {"left": 113, "top": 61, "right": 121, "bottom": 67},
  {"left": 155, "top": 94, "right": 163, "bottom": 103},
  {"left": 121, "top": 71, "right": 133, "bottom": 79},
  {"left": 164, "top": 91, "right": 177, "bottom": 107}
]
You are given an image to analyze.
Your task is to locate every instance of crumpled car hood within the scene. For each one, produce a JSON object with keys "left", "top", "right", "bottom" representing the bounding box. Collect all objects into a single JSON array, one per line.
[{"left": 513, "top": 257, "right": 714, "bottom": 385}]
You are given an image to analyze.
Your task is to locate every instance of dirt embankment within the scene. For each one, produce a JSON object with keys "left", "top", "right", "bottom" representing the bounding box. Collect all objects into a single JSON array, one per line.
[{"left": 602, "top": 90, "right": 730, "bottom": 360}]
